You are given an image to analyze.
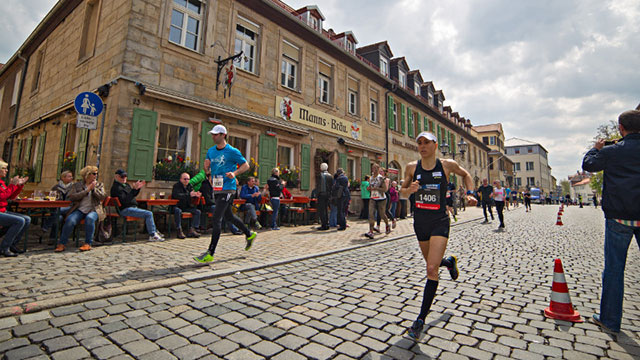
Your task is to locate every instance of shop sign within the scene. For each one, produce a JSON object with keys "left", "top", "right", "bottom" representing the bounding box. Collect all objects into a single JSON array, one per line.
[
  {"left": 276, "top": 96, "right": 362, "bottom": 140},
  {"left": 392, "top": 137, "right": 418, "bottom": 151}
]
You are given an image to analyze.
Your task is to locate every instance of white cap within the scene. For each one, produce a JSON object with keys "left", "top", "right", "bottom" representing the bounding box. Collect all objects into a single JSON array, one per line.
[
  {"left": 416, "top": 131, "right": 437, "bottom": 142},
  {"left": 209, "top": 124, "right": 227, "bottom": 135}
]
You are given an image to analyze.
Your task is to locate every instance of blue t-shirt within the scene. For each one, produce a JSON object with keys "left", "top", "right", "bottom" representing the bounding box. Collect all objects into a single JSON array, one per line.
[
  {"left": 206, "top": 144, "right": 246, "bottom": 191},
  {"left": 505, "top": 188, "right": 512, "bottom": 197}
]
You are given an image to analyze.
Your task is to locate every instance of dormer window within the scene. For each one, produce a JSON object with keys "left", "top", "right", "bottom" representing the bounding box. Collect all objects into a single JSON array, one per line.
[
  {"left": 309, "top": 16, "right": 319, "bottom": 31},
  {"left": 398, "top": 71, "right": 406, "bottom": 88},
  {"left": 379, "top": 57, "right": 388, "bottom": 76},
  {"left": 346, "top": 40, "right": 354, "bottom": 53},
  {"left": 414, "top": 82, "right": 420, "bottom": 96},
  {"left": 428, "top": 92, "right": 433, "bottom": 105}
]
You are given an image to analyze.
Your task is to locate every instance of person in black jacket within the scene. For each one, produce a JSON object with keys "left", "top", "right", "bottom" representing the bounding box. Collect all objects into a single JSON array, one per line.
[
  {"left": 478, "top": 179, "right": 494, "bottom": 223},
  {"left": 110, "top": 169, "right": 164, "bottom": 242},
  {"left": 171, "top": 173, "right": 201, "bottom": 239},
  {"left": 266, "top": 168, "right": 284, "bottom": 230},
  {"left": 582, "top": 109, "right": 640, "bottom": 333},
  {"left": 332, "top": 168, "right": 349, "bottom": 231},
  {"left": 315, "top": 163, "right": 333, "bottom": 230}
]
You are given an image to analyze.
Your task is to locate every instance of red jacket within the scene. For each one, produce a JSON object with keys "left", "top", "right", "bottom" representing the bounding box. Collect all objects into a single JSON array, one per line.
[{"left": 0, "top": 179, "right": 23, "bottom": 213}]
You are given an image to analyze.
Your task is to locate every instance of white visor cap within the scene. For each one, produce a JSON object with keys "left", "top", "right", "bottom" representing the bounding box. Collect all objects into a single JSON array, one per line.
[
  {"left": 209, "top": 124, "right": 227, "bottom": 135},
  {"left": 416, "top": 131, "right": 437, "bottom": 142}
]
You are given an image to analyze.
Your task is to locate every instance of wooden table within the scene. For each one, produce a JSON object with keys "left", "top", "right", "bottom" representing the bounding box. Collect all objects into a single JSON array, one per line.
[{"left": 16, "top": 200, "right": 71, "bottom": 252}]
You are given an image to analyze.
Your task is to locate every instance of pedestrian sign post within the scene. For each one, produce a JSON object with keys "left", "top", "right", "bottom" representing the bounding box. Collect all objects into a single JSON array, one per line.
[{"left": 74, "top": 92, "right": 103, "bottom": 130}]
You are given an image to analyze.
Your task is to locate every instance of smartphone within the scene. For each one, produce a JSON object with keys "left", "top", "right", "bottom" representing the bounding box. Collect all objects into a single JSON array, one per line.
[{"left": 604, "top": 140, "right": 618, "bottom": 146}]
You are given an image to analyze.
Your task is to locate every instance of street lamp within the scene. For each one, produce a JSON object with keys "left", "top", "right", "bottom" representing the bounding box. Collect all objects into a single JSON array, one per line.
[{"left": 440, "top": 138, "right": 468, "bottom": 160}]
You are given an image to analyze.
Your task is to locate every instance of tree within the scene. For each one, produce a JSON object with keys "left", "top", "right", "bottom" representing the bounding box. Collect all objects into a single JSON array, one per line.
[
  {"left": 584, "top": 120, "right": 622, "bottom": 197},
  {"left": 590, "top": 172, "right": 603, "bottom": 196},
  {"left": 560, "top": 180, "right": 571, "bottom": 196}
]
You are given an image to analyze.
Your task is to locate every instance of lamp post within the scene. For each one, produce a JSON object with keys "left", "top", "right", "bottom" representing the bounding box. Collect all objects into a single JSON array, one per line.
[
  {"left": 512, "top": 170, "right": 517, "bottom": 190},
  {"left": 440, "top": 138, "right": 468, "bottom": 160}
]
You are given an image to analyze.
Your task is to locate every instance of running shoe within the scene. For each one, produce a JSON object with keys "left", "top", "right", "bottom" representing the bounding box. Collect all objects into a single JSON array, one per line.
[
  {"left": 149, "top": 232, "right": 165, "bottom": 242},
  {"left": 385, "top": 225, "right": 391, "bottom": 234},
  {"left": 194, "top": 251, "right": 214, "bottom": 263},
  {"left": 364, "top": 232, "right": 374, "bottom": 239},
  {"left": 373, "top": 226, "right": 381, "bottom": 233},
  {"left": 245, "top": 231, "right": 257, "bottom": 251},
  {"left": 392, "top": 220, "right": 397, "bottom": 229},
  {"left": 407, "top": 319, "right": 424, "bottom": 338},
  {"left": 446, "top": 255, "right": 459, "bottom": 280}
]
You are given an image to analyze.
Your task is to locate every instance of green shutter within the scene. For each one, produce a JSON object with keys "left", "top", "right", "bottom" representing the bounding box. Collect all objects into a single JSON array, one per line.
[
  {"left": 400, "top": 104, "right": 406, "bottom": 134},
  {"left": 127, "top": 109, "right": 157, "bottom": 181},
  {"left": 424, "top": 116, "right": 428, "bottom": 132},
  {"left": 416, "top": 113, "right": 421, "bottom": 136},
  {"left": 56, "top": 123, "right": 68, "bottom": 179},
  {"left": 436, "top": 125, "right": 441, "bottom": 144},
  {"left": 380, "top": 161, "right": 386, "bottom": 169},
  {"left": 360, "top": 157, "right": 370, "bottom": 180},
  {"left": 387, "top": 95, "right": 394, "bottom": 130},
  {"left": 407, "top": 107, "right": 414, "bottom": 138},
  {"left": 451, "top": 133, "right": 456, "bottom": 154},
  {"left": 258, "top": 134, "right": 277, "bottom": 184},
  {"left": 24, "top": 136, "right": 33, "bottom": 164},
  {"left": 429, "top": 120, "right": 433, "bottom": 132},
  {"left": 34, "top": 132, "right": 46, "bottom": 183},
  {"left": 339, "top": 153, "right": 347, "bottom": 171},
  {"left": 15, "top": 139, "right": 22, "bottom": 164},
  {"left": 200, "top": 122, "right": 214, "bottom": 169},
  {"left": 300, "top": 144, "right": 310, "bottom": 190},
  {"left": 75, "top": 128, "right": 89, "bottom": 179}
]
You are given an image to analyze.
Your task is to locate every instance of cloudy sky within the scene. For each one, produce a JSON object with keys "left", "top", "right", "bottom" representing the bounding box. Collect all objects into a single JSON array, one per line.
[{"left": 2, "top": 0, "right": 639, "bottom": 181}]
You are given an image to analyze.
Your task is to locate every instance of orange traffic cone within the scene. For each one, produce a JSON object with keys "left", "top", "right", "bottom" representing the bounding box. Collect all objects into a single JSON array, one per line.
[
  {"left": 555, "top": 213, "right": 563, "bottom": 225},
  {"left": 544, "top": 259, "right": 582, "bottom": 322}
]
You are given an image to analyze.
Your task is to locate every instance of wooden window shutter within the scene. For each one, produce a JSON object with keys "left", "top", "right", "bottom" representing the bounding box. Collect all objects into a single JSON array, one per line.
[
  {"left": 258, "top": 134, "right": 277, "bottom": 184},
  {"left": 348, "top": 77, "right": 358, "bottom": 91},
  {"left": 407, "top": 107, "right": 414, "bottom": 138},
  {"left": 15, "top": 139, "right": 23, "bottom": 164},
  {"left": 387, "top": 95, "right": 394, "bottom": 130},
  {"left": 127, "top": 109, "right": 157, "bottom": 181},
  {"left": 56, "top": 123, "right": 68, "bottom": 179},
  {"left": 75, "top": 128, "right": 89, "bottom": 180},
  {"left": 283, "top": 41, "right": 299, "bottom": 61},
  {"left": 301, "top": 144, "right": 310, "bottom": 190},
  {"left": 24, "top": 136, "right": 33, "bottom": 164},
  {"left": 361, "top": 157, "right": 370, "bottom": 179},
  {"left": 400, "top": 104, "right": 406, "bottom": 134},
  {"left": 34, "top": 132, "right": 47, "bottom": 183},
  {"left": 339, "top": 153, "right": 347, "bottom": 171},
  {"left": 200, "top": 122, "right": 214, "bottom": 168},
  {"left": 319, "top": 60, "right": 331, "bottom": 76}
]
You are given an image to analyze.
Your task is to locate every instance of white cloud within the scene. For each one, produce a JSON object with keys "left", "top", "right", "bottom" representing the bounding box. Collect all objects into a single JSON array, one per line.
[{"left": 0, "top": 0, "right": 57, "bottom": 63}]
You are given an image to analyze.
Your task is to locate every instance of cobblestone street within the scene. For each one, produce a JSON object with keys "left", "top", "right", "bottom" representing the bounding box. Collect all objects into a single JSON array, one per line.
[{"left": 1, "top": 204, "right": 639, "bottom": 359}]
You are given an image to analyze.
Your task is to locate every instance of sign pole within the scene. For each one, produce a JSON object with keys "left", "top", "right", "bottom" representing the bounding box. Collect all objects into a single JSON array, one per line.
[{"left": 96, "top": 104, "right": 107, "bottom": 171}]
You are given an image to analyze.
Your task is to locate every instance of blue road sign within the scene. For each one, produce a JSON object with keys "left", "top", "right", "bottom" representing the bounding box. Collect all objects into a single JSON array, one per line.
[{"left": 74, "top": 92, "right": 103, "bottom": 117}]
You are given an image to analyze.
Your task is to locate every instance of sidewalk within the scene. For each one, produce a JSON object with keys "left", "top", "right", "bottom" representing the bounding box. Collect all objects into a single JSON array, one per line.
[{"left": 0, "top": 205, "right": 485, "bottom": 317}]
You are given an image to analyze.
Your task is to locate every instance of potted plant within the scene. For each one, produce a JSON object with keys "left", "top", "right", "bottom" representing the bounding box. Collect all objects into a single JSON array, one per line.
[
  {"left": 153, "top": 155, "right": 198, "bottom": 181},
  {"left": 279, "top": 165, "right": 300, "bottom": 188},
  {"left": 236, "top": 157, "right": 259, "bottom": 185}
]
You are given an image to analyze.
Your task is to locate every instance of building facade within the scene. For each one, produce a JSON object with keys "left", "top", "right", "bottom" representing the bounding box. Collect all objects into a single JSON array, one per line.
[
  {"left": 0, "top": 0, "right": 490, "bottom": 197},
  {"left": 505, "top": 137, "right": 553, "bottom": 194},
  {"left": 472, "top": 123, "right": 514, "bottom": 188}
]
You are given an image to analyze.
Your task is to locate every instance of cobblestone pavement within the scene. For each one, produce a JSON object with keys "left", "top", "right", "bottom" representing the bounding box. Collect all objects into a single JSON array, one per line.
[
  {"left": 1, "top": 205, "right": 639, "bottom": 359},
  {"left": 0, "top": 206, "right": 484, "bottom": 310}
]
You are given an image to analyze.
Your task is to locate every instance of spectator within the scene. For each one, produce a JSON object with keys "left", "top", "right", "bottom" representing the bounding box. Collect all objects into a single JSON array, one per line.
[
  {"left": 478, "top": 179, "right": 494, "bottom": 223},
  {"left": 266, "top": 168, "right": 284, "bottom": 230},
  {"left": 389, "top": 180, "right": 399, "bottom": 228},
  {"left": 171, "top": 172, "right": 201, "bottom": 239},
  {"left": 55, "top": 166, "right": 106, "bottom": 252},
  {"left": 0, "top": 160, "right": 30, "bottom": 257},
  {"left": 332, "top": 168, "right": 349, "bottom": 231},
  {"left": 360, "top": 175, "right": 371, "bottom": 219},
  {"left": 110, "top": 169, "right": 164, "bottom": 242},
  {"left": 40, "top": 170, "right": 74, "bottom": 240},
  {"left": 239, "top": 177, "right": 262, "bottom": 230},
  {"left": 315, "top": 163, "right": 333, "bottom": 230},
  {"left": 582, "top": 109, "right": 640, "bottom": 333}
]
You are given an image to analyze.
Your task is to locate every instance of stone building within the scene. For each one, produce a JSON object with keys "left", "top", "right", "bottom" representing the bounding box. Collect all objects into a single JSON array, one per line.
[
  {"left": 505, "top": 137, "right": 553, "bottom": 194},
  {"left": 472, "top": 123, "right": 514, "bottom": 188},
  {"left": 0, "top": 0, "right": 489, "bottom": 197}
]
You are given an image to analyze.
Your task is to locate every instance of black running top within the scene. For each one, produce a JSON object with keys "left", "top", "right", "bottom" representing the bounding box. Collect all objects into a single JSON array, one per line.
[{"left": 413, "top": 159, "right": 448, "bottom": 218}]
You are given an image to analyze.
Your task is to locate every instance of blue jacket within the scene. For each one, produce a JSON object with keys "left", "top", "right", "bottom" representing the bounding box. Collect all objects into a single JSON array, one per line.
[
  {"left": 582, "top": 133, "right": 640, "bottom": 220},
  {"left": 240, "top": 184, "right": 262, "bottom": 207}
]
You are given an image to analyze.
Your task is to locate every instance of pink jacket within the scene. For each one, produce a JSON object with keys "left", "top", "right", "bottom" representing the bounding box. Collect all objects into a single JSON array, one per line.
[{"left": 0, "top": 179, "right": 23, "bottom": 213}]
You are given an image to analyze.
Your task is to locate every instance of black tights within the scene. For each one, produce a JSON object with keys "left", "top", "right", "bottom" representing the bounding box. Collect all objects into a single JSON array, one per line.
[{"left": 208, "top": 193, "right": 250, "bottom": 254}]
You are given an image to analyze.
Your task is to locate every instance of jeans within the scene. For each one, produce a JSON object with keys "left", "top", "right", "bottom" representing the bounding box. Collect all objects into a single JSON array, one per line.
[
  {"left": 59, "top": 210, "right": 98, "bottom": 245},
  {"left": 270, "top": 198, "right": 281, "bottom": 229},
  {"left": 42, "top": 206, "right": 70, "bottom": 235},
  {"left": 336, "top": 198, "right": 347, "bottom": 229},
  {"left": 120, "top": 207, "right": 157, "bottom": 235},
  {"left": 317, "top": 194, "right": 330, "bottom": 227},
  {"left": 173, "top": 207, "right": 201, "bottom": 229},
  {"left": 242, "top": 203, "right": 258, "bottom": 223},
  {"left": 390, "top": 201, "right": 398, "bottom": 219},
  {"left": 0, "top": 211, "right": 31, "bottom": 250},
  {"left": 599, "top": 219, "right": 640, "bottom": 332},
  {"left": 329, "top": 204, "right": 337, "bottom": 227}
]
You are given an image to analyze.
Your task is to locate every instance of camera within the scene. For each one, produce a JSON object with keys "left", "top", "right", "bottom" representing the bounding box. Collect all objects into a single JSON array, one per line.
[{"left": 604, "top": 140, "right": 618, "bottom": 146}]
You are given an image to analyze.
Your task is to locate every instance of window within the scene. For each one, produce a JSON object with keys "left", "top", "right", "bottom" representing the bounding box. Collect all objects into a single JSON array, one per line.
[
  {"left": 473, "top": 148, "right": 477, "bottom": 166},
  {"left": 318, "top": 60, "right": 333, "bottom": 104},
  {"left": 428, "top": 92, "right": 433, "bottom": 106},
  {"left": 482, "top": 136, "right": 489, "bottom": 145},
  {"left": 277, "top": 145, "right": 293, "bottom": 168},
  {"left": 281, "top": 40, "right": 299, "bottom": 89},
  {"left": 414, "top": 82, "right": 420, "bottom": 96},
  {"left": 227, "top": 135, "right": 249, "bottom": 159},
  {"left": 515, "top": 177, "right": 522, "bottom": 186},
  {"left": 11, "top": 70, "right": 22, "bottom": 106},
  {"left": 515, "top": 148, "right": 520, "bottom": 154},
  {"left": 527, "top": 177, "right": 535, "bottom": 186},
  {"left": 392, "top": 103, "right": 398, "bottom": 130},
  {"left": 169, "top": 0, "right": 203, "bottom": 51},
  {"left": 489, "top": 157, "right": 494, "bottom": 170},
  {"left": 79, "top": 0, "right": 100, "bottom": 60},
  {"left": 235, "top": 16, "right": 259, "bottom": 73},
  {"left": 490, "top": 136, "right": 496, "bottom": 145},
  {"left": 319, "top": 75, "right": 330, "bottom": 104},
  {"left": 347, "top": 158, "right": 355, "bottom": 180},
  {"left": 379, "top": 57, "right": 388, "bottom": 76},
  {"left": 398, "top": 71, "right": 406, "bottom": 88},
  {"left": 514, "top": 162, "right": 521, "bottom": 171},
  {"left": 346, "top": 40, "right": 354, "bottom": 53},
  {"left": 31, "top": 49, "right": 45, "bottom": 93},
  {"left": 348, "top": 77, "right": 358, "bottom": 115},
  {"left": 0, "top": 86, "right": 4, "bottom": 112},
  {"left": 527, "top": 146, "right": 533, "bottom": 153},
  {"left": 157, "top": 122, "right": 190, "bottom": 162},
  {"left": 526, "top": 161, "right": 534, "bottom": 171}
]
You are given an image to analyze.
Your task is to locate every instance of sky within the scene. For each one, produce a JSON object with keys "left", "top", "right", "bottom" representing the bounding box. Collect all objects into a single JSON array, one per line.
[{"left": 1, "top": 0, "right": 639, "bottom": 181}]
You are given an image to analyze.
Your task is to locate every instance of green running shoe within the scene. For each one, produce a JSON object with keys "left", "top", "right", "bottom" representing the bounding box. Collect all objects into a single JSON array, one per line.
[
  {"left": 446, "top": 255, "right": 459, "bottom": 280},
  {"left": 194, "top": 251, "right": 214, "bottom": 263},
  {"left": 245, "top": 231, "right": 257, "bottom": 251}
]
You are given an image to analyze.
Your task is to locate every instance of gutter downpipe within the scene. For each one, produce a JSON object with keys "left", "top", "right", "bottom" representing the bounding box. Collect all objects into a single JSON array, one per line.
[{"left": 7, "top": 51, "right": 29, "bottom": 177}]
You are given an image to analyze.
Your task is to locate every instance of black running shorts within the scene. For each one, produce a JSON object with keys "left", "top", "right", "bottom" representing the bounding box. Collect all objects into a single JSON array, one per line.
[{"left": 413, "top": 215, "right": 450, "bottom": 241}]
